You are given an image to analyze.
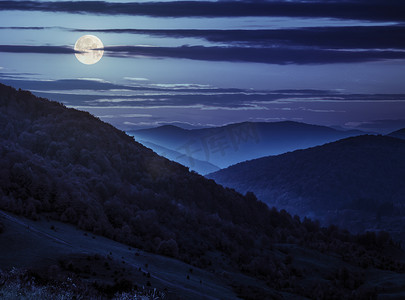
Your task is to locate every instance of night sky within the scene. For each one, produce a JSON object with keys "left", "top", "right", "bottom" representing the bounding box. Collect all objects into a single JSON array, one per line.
[{"left": 1, "top": 0, "right": 405, "bottom": 133}]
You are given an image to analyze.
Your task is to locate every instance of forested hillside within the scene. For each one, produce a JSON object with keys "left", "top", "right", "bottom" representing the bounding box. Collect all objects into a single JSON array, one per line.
[
  {"left": 1, "top": 83, "right": 405, "bottom": 299},
  {"left": 208, "top": 135, "right": 405, "bottom": 241}
]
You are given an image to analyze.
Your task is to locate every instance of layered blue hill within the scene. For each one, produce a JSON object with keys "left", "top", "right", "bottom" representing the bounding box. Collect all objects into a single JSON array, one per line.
[{"left": 129, "top": 121, "right": 365, "bottom": 174}]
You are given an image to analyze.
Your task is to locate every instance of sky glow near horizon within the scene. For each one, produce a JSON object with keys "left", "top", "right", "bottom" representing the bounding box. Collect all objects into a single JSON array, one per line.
[{"left": 0, "top": 0, "right": 405, "bottom": 133}]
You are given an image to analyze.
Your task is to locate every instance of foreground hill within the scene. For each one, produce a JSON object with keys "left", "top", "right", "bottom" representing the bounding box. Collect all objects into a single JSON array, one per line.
[
  {"left": 0, "top": 210, "right": 237, "bottom": 299},
  {"left": 388, "top": 128, "right": 405, "bottom": 140},
  {"left": 1, "top": 83, "right": 405, "bottom": 298},
  {"left": 129, "top": 121, "right": 364, "bottom": 174},
  {"left": 208, "top": 135, "right": 405, "bottom": 241}
]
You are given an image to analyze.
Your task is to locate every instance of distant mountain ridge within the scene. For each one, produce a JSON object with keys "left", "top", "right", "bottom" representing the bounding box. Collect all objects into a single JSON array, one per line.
[
  {"left": 208, "top": 134, "right": 405, "bottom": 241},
  {"left": 129, "top": 121, "right": 366, "bottom": 174}
]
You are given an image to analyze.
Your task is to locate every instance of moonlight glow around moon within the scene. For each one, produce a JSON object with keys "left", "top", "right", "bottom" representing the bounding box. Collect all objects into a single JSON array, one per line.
[{"left": 74, "top": 35, "right": 104, "bottom": 65}]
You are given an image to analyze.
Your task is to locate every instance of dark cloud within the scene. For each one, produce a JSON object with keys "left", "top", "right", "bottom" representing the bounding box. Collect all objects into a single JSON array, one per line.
[
  {"left": 4, "top": 26, "right": 404, "bottom": 51},
  {"left": 0, "top": 78, "right": 128, "bottom": 91},
  {"left": 1, "top": 44, "right": 405, "bottom": 64},
  {"left": 75, "top": 26, "right": 405, "bottom": 50},
  {"left": 0, "top": 45, "right": 75, "bottom": 54},
  {"left": 0, "top": 77, "right": 239, "bottom": 94},
  {"left": 103, "top": 45, "right": 405, "bottom": 64},
  {"left": 0, "top": 76, "right": 245, "bottom": 94},
  {"left": 0, "top": 1, "right": 404, "bottom": 21},
  {"left": 0, "top": 71, "right": 39, "bottom": 77},
  {"left": 0, "top": 26, "right": 47, "bottom": 30}
]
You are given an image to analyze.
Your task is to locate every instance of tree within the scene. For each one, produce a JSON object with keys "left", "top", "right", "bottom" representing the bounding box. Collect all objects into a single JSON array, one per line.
[
  {"left": 61, "top": 207, "right": 78, "bottom": 223},
  {"left": 157, "top": 239, "right": 179, "bottom": 258}
]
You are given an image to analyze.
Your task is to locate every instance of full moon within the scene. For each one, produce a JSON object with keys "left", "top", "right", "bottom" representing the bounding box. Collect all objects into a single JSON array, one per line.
[{"left": 74, "top": 35, "right": 104, "bottom": 65}]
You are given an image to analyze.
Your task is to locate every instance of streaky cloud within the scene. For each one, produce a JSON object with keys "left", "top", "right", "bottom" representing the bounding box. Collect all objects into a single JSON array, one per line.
[
  {"left": 3, "top": 76, "right": 405, "bottom": 110},
  {"left": 103, "top": 45, "right": 405, "bottom": 65},
  {"left": 0, "top": 1, "right": 404, "bottom": 21},
  {"left": 0, "top": 26, "right": 47, "bottom": 30},
  {"left": 74, "top": 26, "right": 405, "bottom": 50},
  {"left": 5, "top": 43, "right": 405, "bottom": 64},
  {"left": 0, "top": 45, "right": 75, "bottom": 54}
]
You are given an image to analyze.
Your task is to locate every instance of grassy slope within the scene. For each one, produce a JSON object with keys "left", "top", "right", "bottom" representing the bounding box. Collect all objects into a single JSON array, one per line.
[
  {"left": 0, "top": 209, "right": 237, "bottom": 300},
  {"left": 2, "top": 210, "right": 405, "bottom": 299}
]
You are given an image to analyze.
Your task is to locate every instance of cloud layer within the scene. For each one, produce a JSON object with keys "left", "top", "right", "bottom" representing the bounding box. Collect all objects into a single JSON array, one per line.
[
  {"left": 0, "top": 1, "right": 404, "bottom": 21},
  {"left": 0, "top": 45, "right": 75, "bottom": 54},
  {"left": 104, "top": 45, "right": 405, "bottom": 64},
  {"left": 2, "top": 76, "right": 405, "bottom": 110},
  {"left": 1, "top": 44, "right": 404, "bottom": 65},
  {"left": 2, "top": 75, "right": 405, "bottom": 132},
  {"left": 73, "top": 26, "right": 405, "bottom": 50}
]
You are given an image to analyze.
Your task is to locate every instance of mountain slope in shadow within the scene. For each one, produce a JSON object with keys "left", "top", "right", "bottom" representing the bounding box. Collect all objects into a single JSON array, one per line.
[
  {"left": 208, "top": 135, "right": 405, "bottom": 241},
  {"left": 1, "top": 83, "right": 405, "bottom": 298},
  {"left": 138, "top": 139, "right": 220, "bottom": 174},
  {"left": 388, "top": 128, "right": 405, "bottom": 140}
]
